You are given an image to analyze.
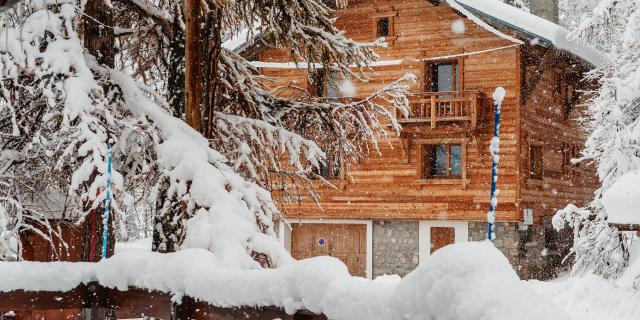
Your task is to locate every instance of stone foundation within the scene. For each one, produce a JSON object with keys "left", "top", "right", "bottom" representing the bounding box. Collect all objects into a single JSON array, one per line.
[
  {"left": 468, "top": 221, "right": 569, "bottom": 280},
  {"left": 372, "top": 220, "right": 419, "bottom": 277}
]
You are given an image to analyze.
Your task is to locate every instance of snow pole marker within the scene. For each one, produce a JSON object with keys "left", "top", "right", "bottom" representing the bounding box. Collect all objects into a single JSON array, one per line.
[
  {"left": 101, "top": 143, "right": 113, "bottom": 259},
  {"left": 487, "top": 87, "right": 505, "bottom": 241}
]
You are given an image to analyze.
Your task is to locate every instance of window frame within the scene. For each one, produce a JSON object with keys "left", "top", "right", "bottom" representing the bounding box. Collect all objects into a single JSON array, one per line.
[
  {"left": 309, "top": 70, "right": 340, "bottom": 98},
  {"left": 424, "top": 58, "right": 465, "bottom": 93},
  {"left": 561, "top": 142, "right": 581, "bottom": 173},
  {"left": 419, "top": 141, "right": 466, "bottom": 180},
  {"left": 314, "top": 150, "right": 344, "bottom": 180},
  {"left": 529, "top": 144, "right": 543, "bottom": 180},
  {"left": 432, "top": 62, "right": 459, "bottom": 93},
  {"left": 376, "top": 17, "right": 390, "bottom": 38},
  {"left": 371, "top": 9, "right": 398, "bottom": 43}
]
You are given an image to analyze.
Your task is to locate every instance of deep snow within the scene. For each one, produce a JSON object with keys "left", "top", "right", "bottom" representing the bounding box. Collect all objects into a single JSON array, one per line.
[{"left": 5, "top": 241, "right": 638, "bottom": 319}]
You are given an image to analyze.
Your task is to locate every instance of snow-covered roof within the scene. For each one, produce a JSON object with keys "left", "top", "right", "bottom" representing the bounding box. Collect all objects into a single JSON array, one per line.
[
  {"left": 447, "top": 0, "right": 606, "bottom": 67},
  {"left": 222, "top": 28, "right": 260, "bottom": 52},
  {"left": 227, "top": 1, "right": 605, "bottom": 67},
  {"left": 222, "top": 24, "right": 263, "bottom": 53}
]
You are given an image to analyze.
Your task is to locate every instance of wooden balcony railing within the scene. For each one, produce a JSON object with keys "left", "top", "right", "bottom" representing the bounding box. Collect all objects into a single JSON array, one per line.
[{"left": 398, "top": 91, "right": 482, "bottom": 129}]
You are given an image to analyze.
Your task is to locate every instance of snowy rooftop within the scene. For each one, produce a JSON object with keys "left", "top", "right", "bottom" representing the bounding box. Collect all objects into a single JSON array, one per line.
[
  {"left": 448, "top": 0, "right": 606, "bottom": 66},
  {"left": 226, "top": 1, "right": 605, "bottom": 67},
  {"left": 222, "top": 28, "right": 261, "bottom": 53}
]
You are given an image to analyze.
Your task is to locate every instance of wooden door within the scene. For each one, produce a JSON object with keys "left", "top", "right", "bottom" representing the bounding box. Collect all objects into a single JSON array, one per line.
[
  {"left": 430, "top": 227, "right": 455, "bottom": 254},
  {"left": 291, "top": 223, "right": 367, "bottom": 277}
]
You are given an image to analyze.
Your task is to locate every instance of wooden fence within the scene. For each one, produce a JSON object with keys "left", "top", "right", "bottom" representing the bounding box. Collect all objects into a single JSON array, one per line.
[{"left": 0, "top": 283, "right": 327, "bottom": 320}]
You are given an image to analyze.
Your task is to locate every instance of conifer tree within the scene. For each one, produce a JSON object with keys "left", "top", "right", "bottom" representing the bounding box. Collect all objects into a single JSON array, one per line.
[
  {"left": 553, "top": 0, "right": 639, "bottom": 279},
  {"left": 0, "top": 0, "right": 413, "bottom": 266}
]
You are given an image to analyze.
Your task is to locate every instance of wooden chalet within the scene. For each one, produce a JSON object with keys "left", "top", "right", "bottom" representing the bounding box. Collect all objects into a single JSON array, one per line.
[{"left": 246, "top": 0, "right": 602, "bottom": 280}]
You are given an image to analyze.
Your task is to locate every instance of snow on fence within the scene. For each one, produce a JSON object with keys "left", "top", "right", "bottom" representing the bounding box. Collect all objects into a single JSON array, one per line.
[
  {"left": 603, "top": 170, "right": 640, "bottom": 229},
  {"left": 0, "top": 242, "right": 571, "bottom": 320}
]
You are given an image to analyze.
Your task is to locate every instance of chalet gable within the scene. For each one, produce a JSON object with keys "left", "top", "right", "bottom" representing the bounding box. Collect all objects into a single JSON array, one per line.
[
  {"left": 225, "top": 0, "right": 604, "bottom": 69},
  {"left": 446, "top": 0, "right": 605, "bottom": 67}
]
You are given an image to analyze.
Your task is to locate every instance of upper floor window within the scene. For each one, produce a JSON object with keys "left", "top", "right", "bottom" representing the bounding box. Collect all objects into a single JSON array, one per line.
[
  {"left": 314, "top": 150, "right": 341, "bottom": 179},
  {"left": 529, "top": 145, "right": 543, "bottom": 179},
  {"left": 321, "top": 0, "right": 338, "bottom": 9},
  {"left": 311, "top": 71, "right": 339, "bottom": 98},
  {"left": 431, "top": 62, "right": 460, "bottom": 93},
  {"left": 376, "top": 17, "right": 390, "bottom": 38},
  {"left": 561, "top": 142, "right": 581, "bottom": 170},
  {"left": 371, "top": 10, "right": 397, "bottom": 43},
  {"left": 422, "top": 144, "right": 462, "bottom": 179}
]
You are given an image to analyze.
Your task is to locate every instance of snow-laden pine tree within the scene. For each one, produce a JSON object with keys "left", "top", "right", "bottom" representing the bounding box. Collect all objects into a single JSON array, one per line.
[
  {"left": 553, "top": 0, "right": 639, "bottom": 279},
  {"left": 0, "top": 0, "right": 413, "bottom": 266}
]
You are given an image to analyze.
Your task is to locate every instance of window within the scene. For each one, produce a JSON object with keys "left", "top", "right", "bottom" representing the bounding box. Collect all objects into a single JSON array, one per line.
[
  {"left": 430, "top": 227, "right": 455, "bottom": 253},
  {"left": 422, "top": 144, "right": 462, "bottom": 178},
  {"left": 430, "top": 62, "right": 460, "bottom": 93},
  {"left": 529, "top": 145, "right": 543, "bottom": 179},
  {"left": 314, "top": 150, "right": 341, "bottom": 179},
  {"left": 311, "top": 71, "right": 339, "bottom": 98},
  {"left": 321, "top": 0, "right": 338, "bottom": 9},
  {"left": 376, "top": 17, "right": 389, "bottom": 38},
  {"left": 371, "top": 12, "right": 396, "bottom": 43},
  {"left": 312, "top": 72, "right": 325, "bottom": 97},
  {"left": 561, "top": 143, "right": 580, "bottom": 170}
]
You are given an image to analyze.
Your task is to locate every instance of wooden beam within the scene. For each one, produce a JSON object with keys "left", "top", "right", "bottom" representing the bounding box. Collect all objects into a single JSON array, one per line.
[
  {"left": 612, "top": 224, "right": 640, "bottom": 232},
  {"left": 0, "top": 285, "right": 89, "bottom": 311},
  {"left": 184, "top": 0, "right": 203, "bottom": 132},
  {"left": 108, "top": 287, "right": 172, "bottom": 319},
  {"left": 83, "top": 0, "right": 115, "bottom": 68}
]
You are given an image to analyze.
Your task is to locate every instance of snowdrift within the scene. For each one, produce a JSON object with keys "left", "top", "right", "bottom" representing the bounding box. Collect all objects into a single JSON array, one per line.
[
  {"left": 603, "top": 170, "right": 640, "bottom": 225},
  {"left": 528, "top": 274, "right": 640, "bottom": 320},
  {"left": 0, "top": 242, "right": 571, "bottom": 320}
]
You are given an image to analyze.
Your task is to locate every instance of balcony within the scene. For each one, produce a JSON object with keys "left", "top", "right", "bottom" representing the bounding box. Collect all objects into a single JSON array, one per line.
[{"left": 398, "top": 91, "right": 484, "bottom": 130}]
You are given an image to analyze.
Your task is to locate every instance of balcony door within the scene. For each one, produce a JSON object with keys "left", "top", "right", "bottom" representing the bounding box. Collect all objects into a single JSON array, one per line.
[{"left": 431, "top": 62, "right": 459, "bottom": 94}]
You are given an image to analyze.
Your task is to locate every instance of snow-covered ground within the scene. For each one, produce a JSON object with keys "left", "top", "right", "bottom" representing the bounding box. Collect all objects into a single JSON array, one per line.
[
  {"left": 528, "top": 275, "right": 640, "bottom": 320},
  {"left": 2, "top": 240, "right": 637, "bottom": 320}
]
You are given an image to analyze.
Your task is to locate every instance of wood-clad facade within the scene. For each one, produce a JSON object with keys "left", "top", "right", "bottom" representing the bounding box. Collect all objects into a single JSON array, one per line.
[{"left": 263, "top": 0, "right": 598, "bottom": 279}]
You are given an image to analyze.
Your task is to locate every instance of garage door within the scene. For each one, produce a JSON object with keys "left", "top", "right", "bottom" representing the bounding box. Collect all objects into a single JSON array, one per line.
[{"left": 291, "top": 223, "right": 367, "bottom": 277}]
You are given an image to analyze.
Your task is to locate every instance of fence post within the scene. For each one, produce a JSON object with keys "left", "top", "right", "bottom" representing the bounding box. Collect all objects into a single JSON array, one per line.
[
  {"left": 173, "top": 296, "right": 198, "bottom": 320},
  {"left": 82, "top": 283, "right": 115, "bottom": 320},
  {"left": 430, "top": 95, "right": 436, "bottom": 129}
]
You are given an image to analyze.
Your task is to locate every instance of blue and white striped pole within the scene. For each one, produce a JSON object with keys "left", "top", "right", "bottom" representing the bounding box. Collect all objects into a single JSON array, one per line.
[
  {"left": 101, "top": 143, "right": 113, "bottom": 258},
  {"left": 488, "top": 87, "right": 505, "bottom": 241}
]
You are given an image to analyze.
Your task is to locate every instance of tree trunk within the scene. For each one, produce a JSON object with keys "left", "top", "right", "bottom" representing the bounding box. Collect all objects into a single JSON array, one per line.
[
  {"left": 83, "top": 0, "right": 115, "bottom": 68},
  {"left": 167, "top": 5, "right": 186, "bottom": 118},
  {"left": 203, "top": 8, "right": 223, "bottom": 139},
  {"left": 81, "top": 1, "right": 116, "bottom": 317},
  {"left": 184, "top": 0, "right": 202, "bottom": 132}
]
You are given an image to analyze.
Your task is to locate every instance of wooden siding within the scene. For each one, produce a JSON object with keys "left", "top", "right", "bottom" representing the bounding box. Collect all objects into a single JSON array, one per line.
[
  {"left": 258, "top": 0, "right": 597, "bottom": 225},
  {"left": 21, "top": 220, "right": 84, "bottom": 262},
  {"left": 518, "top": 47, "right": 599, "bottom": 224}
]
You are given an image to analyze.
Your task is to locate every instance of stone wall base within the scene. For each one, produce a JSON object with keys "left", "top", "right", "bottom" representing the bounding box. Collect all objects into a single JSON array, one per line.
[
  {"left": 468, "top": 221, "right": 571, "bottom": 280},
  {"left": 372, "top": 221, "right": 419, "bottom": 278}
]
